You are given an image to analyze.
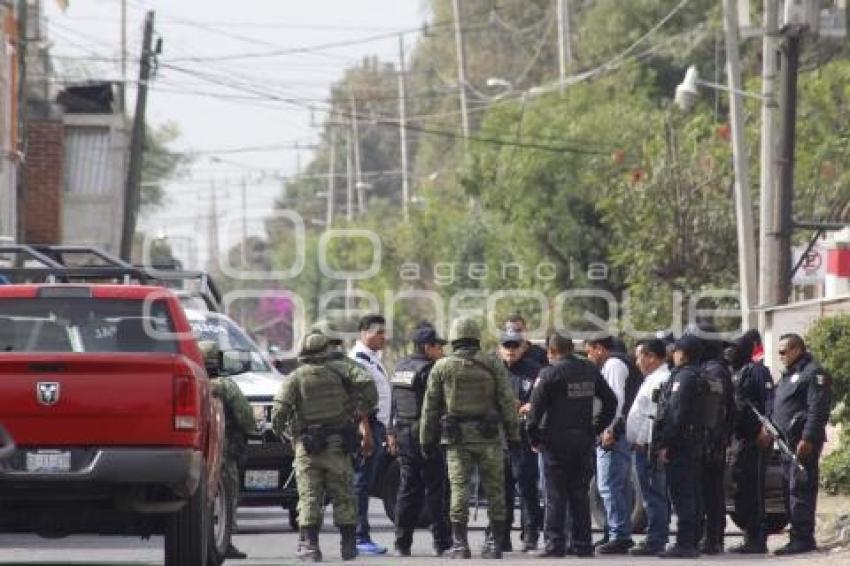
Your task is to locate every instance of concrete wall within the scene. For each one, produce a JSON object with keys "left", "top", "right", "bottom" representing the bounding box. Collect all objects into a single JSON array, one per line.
[
  {"left": 61, "top": 113, "right": 128, "bottom": 255},
  {"left": 763, "top": 295, "right": 850, "bottom": 376}
]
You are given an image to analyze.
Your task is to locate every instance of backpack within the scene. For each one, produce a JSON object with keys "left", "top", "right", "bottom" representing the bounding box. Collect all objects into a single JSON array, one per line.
[
  {"left": 610, "top": 353, "right": 644, "bottom": 419},
  {"left": 695, "top": 361, "right": 731, "bottom": 440}
]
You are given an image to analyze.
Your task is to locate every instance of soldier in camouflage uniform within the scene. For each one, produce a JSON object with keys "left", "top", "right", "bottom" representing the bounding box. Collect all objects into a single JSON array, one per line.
[
  {"left": 272, "top": 331, "right": 378, "bottom": 563},
  {"left": 212, "top": 373, "right": 255, "bottom": 559},
  {"left": 200, "top": 340, "right": 256, "bottom": 560},
  {"left": 420, "top": 317, "right": 520, "bottom": 559}
]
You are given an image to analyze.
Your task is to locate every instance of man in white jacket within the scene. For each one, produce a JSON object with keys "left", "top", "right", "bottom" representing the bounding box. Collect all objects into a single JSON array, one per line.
[{"left": 626, "top": 338, "right": 672, "bottom": 556}]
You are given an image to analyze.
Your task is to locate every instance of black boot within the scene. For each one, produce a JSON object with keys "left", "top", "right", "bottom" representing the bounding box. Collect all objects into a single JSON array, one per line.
[
  {"left": 482, "top": 521, "right": 506, "bottom": 559},
  {"left": 729, "top": 538, "right": 768, "bottom": 554},
  {"left": 339, "top": 525, "right": 357, "bottom": 561},
  {"left": 522, "top": 530, "right": 539, "bottom": 553},
  {"left": 394, "top": 528, "right": 412, "bottom": 556},
  {"left": 449, "top": 522, "right": 472, "bottom": 559},
  {"left": 225, "top": 542, "right": 247, "bottom": 559},
  {"left": 297, "top": 527, "right": 322, "bottom": 562}
]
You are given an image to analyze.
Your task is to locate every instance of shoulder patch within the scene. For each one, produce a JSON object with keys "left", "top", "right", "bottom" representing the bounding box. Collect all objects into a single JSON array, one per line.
[{"left": 790, "top": 373, "right": 800, "bottom": 384}]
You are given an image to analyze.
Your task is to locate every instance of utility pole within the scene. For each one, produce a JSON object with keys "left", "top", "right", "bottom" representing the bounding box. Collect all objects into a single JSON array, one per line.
[
  {"left": 240, "top": 178, "right": 247, "bottom": 269},
  {"left": 120, "top": 0, "right": 127, "bottom": 112},
  {"left": 326, "top": 128, "right": 336, "bottom": 227},
  {"left": 774, "top": 25, "right": 803, "bottom": 305},
  {"left": 397, "top": 34, "right": 410, "bottom": 222},
  {"left": 451, "top": 0, "right": 470, "bottom": 142},
  {"left": 350, "top": 92, "right": 365, "bottom": 214},
  {"left": 119, "top": 11, "right": 155, "bottom": 261},
  {"left": 722, "top": 0, "right": 757, "bottom": 328},
  {"left": 758, "top": 0, "right": 780, "bottom": 316},
  {"left": 207, "top": 181, "right": 220, "bottom": 275},
  {"left": 556, "top": 0, "right": 573, "bottom": 88},
  {"left": 345, "top": 128, "right": 353, "bottom": 221},
  {"left": 15, "top": 0, "right": 27, "bottom": 242}
]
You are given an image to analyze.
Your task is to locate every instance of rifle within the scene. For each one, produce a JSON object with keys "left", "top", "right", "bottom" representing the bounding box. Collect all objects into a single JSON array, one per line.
[{"left": 746, "top": 400, "right": 807, "bottom": 479}]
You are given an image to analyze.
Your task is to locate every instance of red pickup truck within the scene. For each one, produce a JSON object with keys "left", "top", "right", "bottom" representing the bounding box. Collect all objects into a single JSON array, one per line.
[{"left": 0, "top": 284, "right": 225, "bottom": 566}]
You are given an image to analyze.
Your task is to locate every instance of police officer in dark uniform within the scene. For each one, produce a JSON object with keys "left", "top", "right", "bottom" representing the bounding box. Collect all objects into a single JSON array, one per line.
[
  {"left": 724, "top": 334, "right": 774, "bottom": 554},
  {"left": 499, "top": 329, "right": 544, "bottom": 552},
  {"left": 526, "top": 332, "right": 617, "bottom": 558},
  {"left": 387, "top": 322, "right": 451, "bottom": 557},
  {"left": 770, "top": 333, "right": 832, "bottom": 555},
  {"left": 655, "top": 335, "right": 704, "bottom": 559},
  {"left": 696, "top": 334, "right": 735, "bottom": 555},
  {"left": 504, "top": 314, "right": 548, "bottom": 368}
]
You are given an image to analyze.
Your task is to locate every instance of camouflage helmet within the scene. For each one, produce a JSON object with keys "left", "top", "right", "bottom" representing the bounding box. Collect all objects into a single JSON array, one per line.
[
  {"left": 309, "top": 319, "right": 344, "bottom": 345},
  {"left": 449, "top": 317, "right": 481, "bottom": 342},
  {"left": 300, "top": 331, "right": 330, "bottom": 356}
]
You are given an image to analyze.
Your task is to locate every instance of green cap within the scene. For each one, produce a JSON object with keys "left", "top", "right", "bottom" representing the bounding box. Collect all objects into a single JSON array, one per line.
[{"left": 449, "top": 317, "right": 481, "bottom": 342}]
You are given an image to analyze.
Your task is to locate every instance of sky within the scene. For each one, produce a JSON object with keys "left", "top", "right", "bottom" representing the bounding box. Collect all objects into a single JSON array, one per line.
[{"left": 44, "top": 0, "right": 427, "bottom": 267}]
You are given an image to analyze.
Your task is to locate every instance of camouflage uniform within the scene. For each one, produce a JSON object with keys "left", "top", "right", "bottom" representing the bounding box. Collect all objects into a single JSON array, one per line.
[
  {"left": 420, "top": 318, "right": 520, "bottom": 559},
  {"left": 272, "top": 332, "right": 377, "bottom": 562},
  {"left": 212, "top": 375, "right": 255, "bottom": 553}
]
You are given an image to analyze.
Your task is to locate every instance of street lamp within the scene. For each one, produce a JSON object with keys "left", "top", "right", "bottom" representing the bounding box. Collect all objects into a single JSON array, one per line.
[
  {"left": 675, "top": 65, "right": 768, "bottom": 111},
  {"left": 674, "top": 59, "right": 763, "bottom": 329}
]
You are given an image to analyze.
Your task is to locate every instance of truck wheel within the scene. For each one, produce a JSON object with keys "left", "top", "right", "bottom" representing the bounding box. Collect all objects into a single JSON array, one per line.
[
  {"left": 207, "top": 473, "right": 233, "bottom": 566},
  {"left": 165, "top": 469, "right": 210, "bottom": 566}
]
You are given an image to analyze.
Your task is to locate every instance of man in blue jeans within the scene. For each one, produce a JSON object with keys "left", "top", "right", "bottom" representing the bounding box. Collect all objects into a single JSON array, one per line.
[
  {"left": 627, "top": 338, "right": 671, "bottom": 555},
  {"left": 350, "top": 315, "right": 392, "bottom": 555},
  {"left": 586, "top": 336, "right": 635, "bottom": 554}
]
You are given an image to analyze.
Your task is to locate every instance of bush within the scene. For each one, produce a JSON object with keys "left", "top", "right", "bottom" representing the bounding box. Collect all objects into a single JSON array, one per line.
[{"left": 805, "top": 315, "right": 850, "bottom": 494}]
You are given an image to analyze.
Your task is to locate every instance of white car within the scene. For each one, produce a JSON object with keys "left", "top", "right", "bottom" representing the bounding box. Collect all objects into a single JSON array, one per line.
[{"left": 184, "top": 309, "right": 298, "bottom": 521}]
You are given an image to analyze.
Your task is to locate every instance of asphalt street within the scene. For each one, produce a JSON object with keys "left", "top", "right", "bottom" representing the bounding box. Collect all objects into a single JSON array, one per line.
[{"left": 0, "top": 501, "right": 845, "bottom": 565}]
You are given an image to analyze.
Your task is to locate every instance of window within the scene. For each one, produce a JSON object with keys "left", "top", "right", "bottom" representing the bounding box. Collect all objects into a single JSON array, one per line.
[{"left": 0, "top": 298, "right": 178, "bottom": 354}]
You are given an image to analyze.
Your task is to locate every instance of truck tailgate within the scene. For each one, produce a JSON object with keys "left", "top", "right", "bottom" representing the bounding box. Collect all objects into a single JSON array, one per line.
[{"left": 0, "top": 354, "right": 187, "bottom": 446}]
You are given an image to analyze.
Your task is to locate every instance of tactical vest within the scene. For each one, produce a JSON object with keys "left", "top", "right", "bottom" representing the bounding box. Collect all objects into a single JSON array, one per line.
[
  {"left": 391, "top": 356, "right": 430, "bottom": 422},
  {"left": 559, "top": 371, "right": 597, "bottom": 430},
  {"left": 695, "top": 361, "right": 729, "bottom": 435},
  {"left": 296, "top": 362, "right": 351, "bottom": 426},
  {"left": 445, "top": 355, "right": 495, "bottom": 418}
]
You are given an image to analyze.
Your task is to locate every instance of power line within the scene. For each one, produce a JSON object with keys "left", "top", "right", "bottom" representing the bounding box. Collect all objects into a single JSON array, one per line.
[{"left": 160, "top": 62, "right": 609, "bottom": 155}]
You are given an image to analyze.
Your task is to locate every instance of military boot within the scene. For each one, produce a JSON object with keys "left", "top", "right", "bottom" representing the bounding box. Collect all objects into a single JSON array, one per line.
[
  {"left": 297, "top": 527, "right": 322, "bottom": 562},
  {"left": 481, "top": 521, "right": 506, "bottom": 559},
  {"left": 394, "top": 528, "right": 413, "bottom": 556},
  {"left": 449, "top": 522, "right": 472, "bottom": 559},
  {"left": 339, "top": 525, "right": 357, "bottom": 561},
  {"left": 521, "top": 530, "right": 539, "bottom": 553}
]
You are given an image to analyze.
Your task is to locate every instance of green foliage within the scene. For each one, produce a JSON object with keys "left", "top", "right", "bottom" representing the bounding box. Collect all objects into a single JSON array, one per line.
[
  {"left": 821, "top": 434, "right": 850, "bottom": 495},
  {"left": 806, "top": 314, "right": 850, "bottom": 494},
  {"left": 805, "top": 314, "right": 850, "bottom": 427},
  {"left": 259, "top": 0, "right": 850, "bottom": 352}
]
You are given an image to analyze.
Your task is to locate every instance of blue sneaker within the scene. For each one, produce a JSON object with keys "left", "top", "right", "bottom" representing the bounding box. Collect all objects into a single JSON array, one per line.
[{"left": 356, "top": 540, "right": 387, "bottom": 555}]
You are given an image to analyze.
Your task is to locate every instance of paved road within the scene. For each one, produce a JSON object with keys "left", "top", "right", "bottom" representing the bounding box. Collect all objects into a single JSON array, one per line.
[{"left": 0, "top": 501, "right": 845, "bottom": 565}]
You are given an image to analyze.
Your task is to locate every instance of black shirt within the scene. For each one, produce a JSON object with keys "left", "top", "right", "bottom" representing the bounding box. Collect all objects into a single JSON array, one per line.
[
  {"left": 527, "top": 355, "right": 617, "bottom": 452},
  {"left": 773, "top": 352, "right": 831, "bottom": 444},
  {"left": 656, "top": 364, "right": 702, "bottom": 450}
]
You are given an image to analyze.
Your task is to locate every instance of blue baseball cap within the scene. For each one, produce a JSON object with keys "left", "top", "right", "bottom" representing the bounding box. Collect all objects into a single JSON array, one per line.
[{"left": 411, "top": 323, "right": 446, "bottom": 345}]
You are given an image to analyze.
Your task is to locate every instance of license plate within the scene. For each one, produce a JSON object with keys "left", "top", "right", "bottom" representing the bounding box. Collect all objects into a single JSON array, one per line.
[
  {"left": 25, "top": 450, "right": 71, "bottom": 473},
  {"left": 244, "top": 469, "right": 279, "bottom": 490}
]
